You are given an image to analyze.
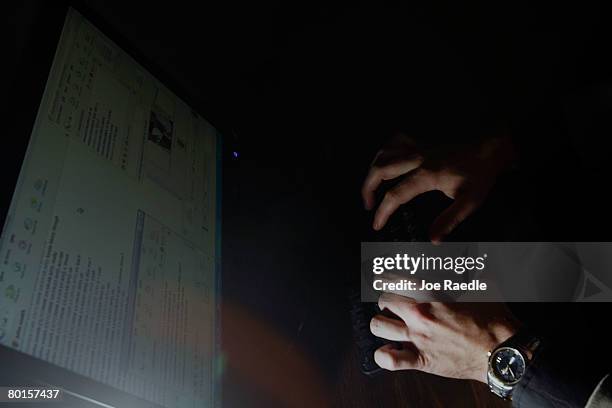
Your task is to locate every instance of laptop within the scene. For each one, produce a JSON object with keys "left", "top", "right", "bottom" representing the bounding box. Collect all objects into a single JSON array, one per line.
[{"left": 2, "top": 7, "right": 221, "bottom": 407}]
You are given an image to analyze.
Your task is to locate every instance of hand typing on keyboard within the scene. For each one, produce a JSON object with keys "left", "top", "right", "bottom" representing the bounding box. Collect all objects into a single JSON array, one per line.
[
  {"left": 370, "top": 293, "right": 519, "bottom": 382},
  {"left": 362, "top": 133, "right": 516, "bottom": 243}
]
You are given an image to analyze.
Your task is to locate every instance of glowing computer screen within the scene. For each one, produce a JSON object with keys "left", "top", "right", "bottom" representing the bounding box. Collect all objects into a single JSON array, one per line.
[{"left": 1, "top": 8, "right": 221, "bottom": 407}]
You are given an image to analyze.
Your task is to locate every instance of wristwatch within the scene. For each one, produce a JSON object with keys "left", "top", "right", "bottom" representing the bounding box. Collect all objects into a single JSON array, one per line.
[{"left": 487, "top": 329, "right": 541, "bottom": 400}]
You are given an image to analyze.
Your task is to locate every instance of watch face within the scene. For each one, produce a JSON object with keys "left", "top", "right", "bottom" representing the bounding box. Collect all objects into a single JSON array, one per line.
[{"left": 491, "top": 347, "right": 526, "bottom": 385}]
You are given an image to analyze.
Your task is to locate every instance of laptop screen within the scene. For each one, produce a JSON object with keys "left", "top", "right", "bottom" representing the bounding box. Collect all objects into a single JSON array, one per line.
[{"left": 1, "top": 8, "right": 221, "bottom": 407}]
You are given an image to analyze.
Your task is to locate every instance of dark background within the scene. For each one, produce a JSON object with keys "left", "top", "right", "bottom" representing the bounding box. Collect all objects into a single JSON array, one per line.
[{"left": 8, "top": 1, "right": 612, "bottom": 407}]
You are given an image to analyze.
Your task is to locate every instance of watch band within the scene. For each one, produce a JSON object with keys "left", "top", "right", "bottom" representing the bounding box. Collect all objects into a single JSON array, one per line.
[
  {"left": 488, "top": 374, "right": 514, "bottom": 400},
  {"left": 500, "top": 328, "right": 541, "bottom": 360}
]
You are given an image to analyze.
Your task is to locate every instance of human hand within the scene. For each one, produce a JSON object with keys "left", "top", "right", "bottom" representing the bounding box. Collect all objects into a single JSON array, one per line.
[
  {"left": 361, "top": 134, "right": 515, "bottom": 243},
  {"left": 370, "top": 293, "right": 519, "bottom": 383}
]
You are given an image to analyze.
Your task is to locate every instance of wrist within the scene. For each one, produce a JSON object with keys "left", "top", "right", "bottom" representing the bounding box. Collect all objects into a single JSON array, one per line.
[
  {"left": 485, "top": 327, "right": 542, "bottom": 400},
  {"left": 474, "top": 319, "right": 521, "bottom": 383}
]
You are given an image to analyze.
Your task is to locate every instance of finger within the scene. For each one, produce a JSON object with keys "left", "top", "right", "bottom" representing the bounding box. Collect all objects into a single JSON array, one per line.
[
  {"left": 373, "top": 169, "right": 435, "bottom": 230},
  {"left": 429, "top": 192, "right": 484, "bottom": 244},
  {"left": 362, "top": 156, "right": 423, "bottom": 210},
  {"left": 377, "top": 293, "right": 432, "bottom": 330},
  {"left": 378, "top": 292, "right": 417, "bottom": 319},
  {"left": 374, "top": 343, "right": 422, "bottom": 371},
  {"left": 370, "top": 314, "right": 410, "bottom": 341}
]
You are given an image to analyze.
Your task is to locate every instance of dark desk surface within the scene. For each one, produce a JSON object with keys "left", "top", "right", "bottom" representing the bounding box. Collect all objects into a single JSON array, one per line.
[
  {"left": 334, "top": 344, "right": 510, "bottom": 408},
  {"left": 223, "top": 302, "right": 511, "bottom": 408}
]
